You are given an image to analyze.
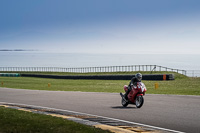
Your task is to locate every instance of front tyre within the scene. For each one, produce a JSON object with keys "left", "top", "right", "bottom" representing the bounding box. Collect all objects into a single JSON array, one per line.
[
  {"left": 121, "top": 97, "right": 128, "bottom": 107},
  {"left": 135, "top": 95, "right": 144, "bottom": 108}
]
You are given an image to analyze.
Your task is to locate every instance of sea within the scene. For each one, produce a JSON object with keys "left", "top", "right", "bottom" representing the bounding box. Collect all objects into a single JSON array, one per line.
[{"left": 0, "top": 51, "right": 200, "bottom": 76}]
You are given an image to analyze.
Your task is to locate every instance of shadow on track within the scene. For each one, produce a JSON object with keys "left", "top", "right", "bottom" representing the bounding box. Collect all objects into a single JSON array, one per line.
[{"left": 111, "top": 106, "right": 136, "bottom": 109}]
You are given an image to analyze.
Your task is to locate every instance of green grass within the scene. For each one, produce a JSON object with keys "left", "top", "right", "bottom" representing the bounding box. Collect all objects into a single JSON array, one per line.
[
  {"left": 0, "top": 106, "right": 111, "bottom": 133},
  {"left": 0, "top": 76, "right": 127, "bottom": 92},
  {"left": 0, "top": 72, "right": 200, "bottom": 95},
  {"left": 143, "top": 78, "right": 200, "bottom": 95}
]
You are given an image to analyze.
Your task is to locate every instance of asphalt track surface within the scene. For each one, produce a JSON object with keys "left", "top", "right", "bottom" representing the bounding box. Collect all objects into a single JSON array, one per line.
[{"left": 0, "top": 87, "right": 200, "bottom": 133}]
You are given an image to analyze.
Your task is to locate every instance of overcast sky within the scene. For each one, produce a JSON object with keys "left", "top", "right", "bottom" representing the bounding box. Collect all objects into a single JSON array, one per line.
[{"left": 0, "top": 0, "right": 200, "bottom": 54}]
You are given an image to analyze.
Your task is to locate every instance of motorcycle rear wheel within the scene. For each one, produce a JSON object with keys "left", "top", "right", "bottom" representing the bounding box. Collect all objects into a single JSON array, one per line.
[{"left": 135, "top": 95, "right": 144, "bottom": 108}]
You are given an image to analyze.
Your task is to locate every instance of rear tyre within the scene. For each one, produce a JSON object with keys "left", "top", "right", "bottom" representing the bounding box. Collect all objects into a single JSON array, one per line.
[{"left": 135, "top": 95, "right": 144, "bottom": 108}]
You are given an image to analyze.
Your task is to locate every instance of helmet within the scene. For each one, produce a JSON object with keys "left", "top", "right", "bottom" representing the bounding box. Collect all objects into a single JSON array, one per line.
[{"left": 135, "top": 73, "right": 142, "bottom": 82}]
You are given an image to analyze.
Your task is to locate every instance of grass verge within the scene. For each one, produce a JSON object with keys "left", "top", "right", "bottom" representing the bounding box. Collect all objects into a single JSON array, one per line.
[
  {"left": 0, "top": 106, "right": 111, "bottom": 133},
  {"left": 0, "top": 71, "right": 200, "bottom": 95}
]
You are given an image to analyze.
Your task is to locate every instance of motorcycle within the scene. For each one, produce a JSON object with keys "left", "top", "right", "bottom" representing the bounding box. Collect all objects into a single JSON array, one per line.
[{"left": 120, "top": 82, "right": 147, "bottom": 108}]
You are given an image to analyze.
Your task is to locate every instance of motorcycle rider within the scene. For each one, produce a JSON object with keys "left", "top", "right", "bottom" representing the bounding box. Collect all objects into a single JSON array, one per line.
[{"left": 124, "top": 73, "right": 142, "bottom": 101}]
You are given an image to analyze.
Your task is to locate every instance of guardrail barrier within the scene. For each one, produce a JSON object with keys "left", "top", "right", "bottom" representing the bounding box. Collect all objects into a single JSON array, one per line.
[
  {"left": 0, "top": 73, "right": 20, "bottom": 77},
  {"left": 0, "top": 65, "right": 186, "bottom": 75},
  {"left": 21, "top": 74, "right": 174, "bottom": 80}
]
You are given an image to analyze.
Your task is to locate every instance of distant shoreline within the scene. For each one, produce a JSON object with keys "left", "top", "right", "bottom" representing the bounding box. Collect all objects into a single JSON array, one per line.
[{"left": 0, "top": 49, "right": 37, "bottom": 52}]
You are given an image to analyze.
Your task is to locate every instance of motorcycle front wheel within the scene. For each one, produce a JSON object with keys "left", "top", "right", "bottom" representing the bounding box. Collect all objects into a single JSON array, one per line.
[
  {"left": 135, "top": 95, "right": 144, "bottom": 108},
  {"left": 121, "top": 97, "right": 128, "bottom": 107}
]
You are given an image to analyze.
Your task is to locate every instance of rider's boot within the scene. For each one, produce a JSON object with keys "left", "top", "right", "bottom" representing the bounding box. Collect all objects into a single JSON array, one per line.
[{"left": 123, "top": 88, "right": 131, "bottom": 102}]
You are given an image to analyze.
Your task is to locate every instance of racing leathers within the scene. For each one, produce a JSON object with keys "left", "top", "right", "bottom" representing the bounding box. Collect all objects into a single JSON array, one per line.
[{"left": 124, "top": 77, "right": 140, "bottom": 100}]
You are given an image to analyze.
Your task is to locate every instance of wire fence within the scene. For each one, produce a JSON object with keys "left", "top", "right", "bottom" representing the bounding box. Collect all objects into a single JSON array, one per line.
[
  {"left": 0, "top": 65, "right": 189, "bottom": 75},
  {"left": 185, "top": 70, "right": 200, "bottom": 77}
]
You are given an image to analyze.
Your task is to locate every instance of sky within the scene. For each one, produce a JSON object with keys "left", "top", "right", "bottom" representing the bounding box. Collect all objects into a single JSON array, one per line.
[{"left": 0, "top": 0, "right": 200, "bottom": 54}]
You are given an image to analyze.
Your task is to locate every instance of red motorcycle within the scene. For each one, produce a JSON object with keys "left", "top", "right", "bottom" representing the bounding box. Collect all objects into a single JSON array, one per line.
[{"left": 120, "top": 82, "right": 147, "bottom": 108}]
